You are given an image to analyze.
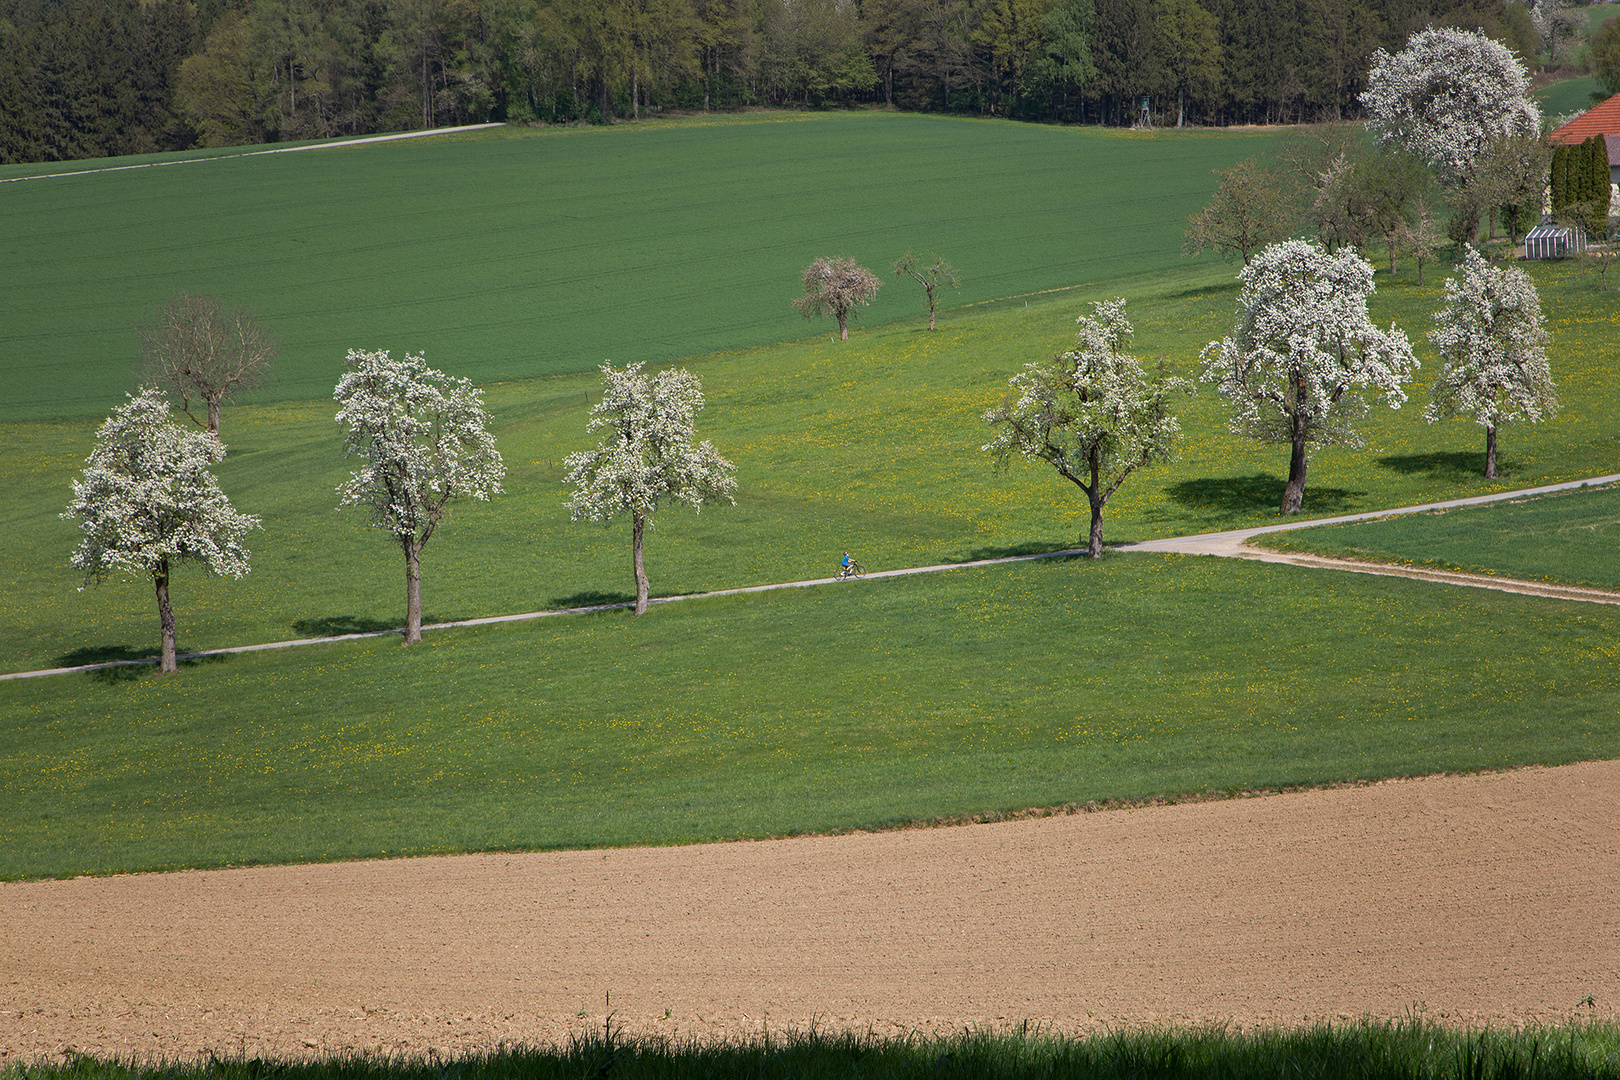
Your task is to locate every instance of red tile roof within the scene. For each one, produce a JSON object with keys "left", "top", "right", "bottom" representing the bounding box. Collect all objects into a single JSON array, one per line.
[{"left": 1550, "top": 92, "right": 1620, "bottom": 146}]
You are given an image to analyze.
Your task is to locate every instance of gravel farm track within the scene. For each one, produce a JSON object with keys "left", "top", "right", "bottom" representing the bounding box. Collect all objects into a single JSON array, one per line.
[{"left": 3, "top": 477, "right": 1617, "bottom": 1062}]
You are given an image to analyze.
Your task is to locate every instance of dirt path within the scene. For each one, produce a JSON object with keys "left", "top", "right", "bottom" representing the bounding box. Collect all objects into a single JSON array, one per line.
[
  {"left": 3, "top": 761, "right": 1615, "bottom": 1062},
  {"left": 13, "top": 475, "right": 1620, "bottom": 681}
]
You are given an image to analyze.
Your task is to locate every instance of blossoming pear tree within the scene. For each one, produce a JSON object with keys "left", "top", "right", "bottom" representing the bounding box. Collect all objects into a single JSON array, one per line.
[
  {"left": 565, "top": 363, "right": 736, "bottom": 616},
  {"left": 1425, "top": 246, "right": 1557, "bottom": 478},
  {"left": 983, "top": 299, "right": 1192, "bottom": 558},
  {"left": 334, "top": 349, "right": 505, "bottom": 645},
  {"left": 1360, "top": 27, "right": 1539, "bottom": 183},
  {"left": 63, "top": 387, "right": 260, "bottom": 673},
  {"left": 1200, "top": 240, "right": 1418, "bottom": 515}
]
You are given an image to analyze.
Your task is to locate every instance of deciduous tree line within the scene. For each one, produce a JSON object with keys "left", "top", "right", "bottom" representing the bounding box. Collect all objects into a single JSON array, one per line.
[{"left": 0, "top": 0, "right": 1553, "bottom": 162}]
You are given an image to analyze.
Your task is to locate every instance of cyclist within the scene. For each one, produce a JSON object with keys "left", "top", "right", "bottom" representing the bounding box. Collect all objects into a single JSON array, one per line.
[{"left": 840, "top": 551, "right": 854, "bottom": 572}]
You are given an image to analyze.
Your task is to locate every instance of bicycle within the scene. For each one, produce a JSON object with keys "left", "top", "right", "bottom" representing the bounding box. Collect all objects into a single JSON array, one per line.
[{"left": 836, "top": 559, "right": 866, "bottom": 580}]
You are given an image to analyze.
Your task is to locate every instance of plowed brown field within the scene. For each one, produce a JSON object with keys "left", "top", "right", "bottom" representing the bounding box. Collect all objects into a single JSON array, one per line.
[{"left": 3, "top": 760, "right": 1616, "bottom": 1063}]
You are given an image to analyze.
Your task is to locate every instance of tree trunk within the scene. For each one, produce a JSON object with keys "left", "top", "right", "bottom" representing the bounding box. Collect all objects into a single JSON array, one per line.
[
  {"left": 154, "top": 558, "right": 177, "bottom": 674},
  {"left": 928, "top": 300, "right": 936, "bottom": 331},
  {"left": 837, "top": 310, "right": 848, "bottom": 340},
  {"left": 1484, "top": 424, "right": 1498, "bottom": 479},
  {"left": 206, "top": 396, "right": 221, "bottom": 433},
  {"left": 1282, "top": 408, "right": 1309, "bottom": 515},
  {"left": 632, "top": 510, "right": 649, "bottom": 616},
  {"left": 1085, "top": 444, "right": 1105, "bottom": 558},
  {"left": 403, "top": 538, "right": 423, "bottom": 644}
]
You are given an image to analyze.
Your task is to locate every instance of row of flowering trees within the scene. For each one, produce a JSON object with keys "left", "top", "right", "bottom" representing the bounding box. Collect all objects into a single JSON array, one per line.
[
  {"left": 65, "top": 349, "right": 735, "bottom": 671},
  {"left": 64, "top": 236, "right": 1556, "bottom": 672},
  {"left": 981, "top": 239, "right": 1557, "bottom": 555}
]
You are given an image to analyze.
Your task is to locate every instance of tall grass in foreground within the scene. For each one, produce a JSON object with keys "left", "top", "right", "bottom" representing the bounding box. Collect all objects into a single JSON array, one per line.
[{"left": 11, "top": 1023, "right": 1620, "bottom": 1079}]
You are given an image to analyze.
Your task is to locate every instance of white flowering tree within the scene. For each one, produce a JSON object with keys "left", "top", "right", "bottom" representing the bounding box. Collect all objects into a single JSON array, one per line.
[
  {"left": 63, "top": 388, "right": 260, "bottom": 674},
  {"left": 1360, "top": 28, "right": 1539, "bottom": 242},
  {"left": 793, "top": 256, "right": 881, "bottom": 340},
  {"left": 983, "top": 300, "right": 1191, "bottom": 558},
  {"left": 1200, "top": 240, "right": 1419, "bottom": 515},
  {"left": 334, "top": 350, "right": 505, "bottom": 645},
  {"left": 565, "top": 363, "right": 737, "bottom": 616},
  {"left": 1425, "top": 246, "right": 1557, "bottom": 479}
]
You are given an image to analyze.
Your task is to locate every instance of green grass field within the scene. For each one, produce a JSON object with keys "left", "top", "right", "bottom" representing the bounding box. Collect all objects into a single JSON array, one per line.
[
  {"left": 6, "top": 546, "right": 1620, "bottom": 880},
  {"left": 8, "top": 1023, "right": 1619, "bottom": 1080},
  {"left": 1255, "top": 482, "right": 1620, "bottom": 589},
  {"left": 4, "top": 115, "right": 1620, "bottom": 881},
  {"left": 0, "top": 112, "right": 1278, "bottom": 422},
  {"left": 1537, "top": 75, "right": 1610, "bottom": 118}
]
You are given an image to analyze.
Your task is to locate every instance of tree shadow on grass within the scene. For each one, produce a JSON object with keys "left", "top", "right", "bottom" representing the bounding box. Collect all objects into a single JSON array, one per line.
[
  {"left": 53, "top": 644, "right": 227, "bottom": 681},
  {"left": 1166, "top": 473, "right": 1367, "bottom": 519},
  {"left": 1376, "top": 451, "right": 1494, "bottom": 482},
  {"left": 548, "top": 590, "right": 636, "bottom": 610},
  {"left": 291, "top": 615, "right": 398, "bottom": 637},
  {"left": 1165, "top": 281, "right": 1239, "bottom": 300},
  {"left": 54, "top": 644, "right": 155, "bottom": 681},
  {"left": 950, "top": 542, "right": 1089, "bottom": 564}
]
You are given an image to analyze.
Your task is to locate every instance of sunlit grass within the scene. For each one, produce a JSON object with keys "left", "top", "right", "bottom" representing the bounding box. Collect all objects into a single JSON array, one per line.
[
  {"left": 1253, "top": 482, "right": 1620, "bottom": 589},
  {"left": 4, "top": 554, "right": 1617, "bottom": 879},
  {"left": 6, "top": 257, "right": 1616, "bottom": 677},
  {"left": 6, "top": 1021, "right": 1620, "bottom": 1079},
  {"left": 0, "top": 112, "right": 1280, "bottom": 421}
]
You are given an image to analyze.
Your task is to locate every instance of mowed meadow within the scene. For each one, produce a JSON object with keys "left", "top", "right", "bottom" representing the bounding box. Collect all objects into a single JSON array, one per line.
[{"left": 3, "top": 112, "right": 1620, "bottom": 880}]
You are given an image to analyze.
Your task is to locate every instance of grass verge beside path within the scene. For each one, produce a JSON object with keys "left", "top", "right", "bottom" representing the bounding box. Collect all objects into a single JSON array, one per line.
[
  {"left": 4, "top": 554, "right": 1617, "bottom": 880},
  {"left": 1253, "top": 483, "right": 1620, "bottom": 591},
  {"left": 9, "top": 1023, "right": 1620, "bottom": 1079}
]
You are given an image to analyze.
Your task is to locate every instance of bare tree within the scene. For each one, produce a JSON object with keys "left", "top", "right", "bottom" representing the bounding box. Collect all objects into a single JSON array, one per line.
[
  {"left": 793, "top": 256, "right": 881, "bottom": 340},
  {"left": 1182, "top": 158, "right": 1297, "bottom": 265},
  {"left": 892, "top": 252, "right": 959, "bottom": 330},
  {"left": 139, "top": 294, "right": 278, "bottom": 434},
  {"left": 1391, "top": 188, "right": 1448, "bottom": 284}
]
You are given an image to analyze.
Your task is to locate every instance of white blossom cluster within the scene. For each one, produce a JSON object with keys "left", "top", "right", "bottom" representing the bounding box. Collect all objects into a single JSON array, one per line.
[
  {"left": 565, "top": 363, "right": 737, "bottom": 525},
  {"left": 334, "top": 349, "right": 505, "bottom": 544},
  {"left": 1200, "top": 240, "right": 1419, "bottom": 450},
  {"left": 1425, "top": 246, "right": 1557, "bottom": 430},
  {"left": 983, "top": 299, "right": 1189, "bottom": 488},
  {"left": 63, "top": 387, "right": 260, "bottom": 586},
  {"left": 1361, "top": 27, "right": 1540, "bottom": 182}
]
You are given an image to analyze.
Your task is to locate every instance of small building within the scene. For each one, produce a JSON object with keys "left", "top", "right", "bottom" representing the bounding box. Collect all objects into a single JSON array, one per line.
[
  {"left": 1549, "top": 92, "right": 1620, "bottom": 186},
  {"left": 1524, "top": 223, "right": 1587, "bottom": 259}
]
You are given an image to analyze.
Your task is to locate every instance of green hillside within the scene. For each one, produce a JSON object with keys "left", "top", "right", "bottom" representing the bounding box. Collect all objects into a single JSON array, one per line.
[
  {"left": 0, "top": 113, "right": 1277, "bottom": 421},
  {"left": 5, "top": 117, "right": 1620, "bottom": 880}
]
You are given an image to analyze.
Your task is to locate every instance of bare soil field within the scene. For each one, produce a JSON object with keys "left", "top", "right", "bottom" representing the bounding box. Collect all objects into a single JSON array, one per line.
[{"left": 2, "top": 760, "right": 1615, "bottom": 1063}]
